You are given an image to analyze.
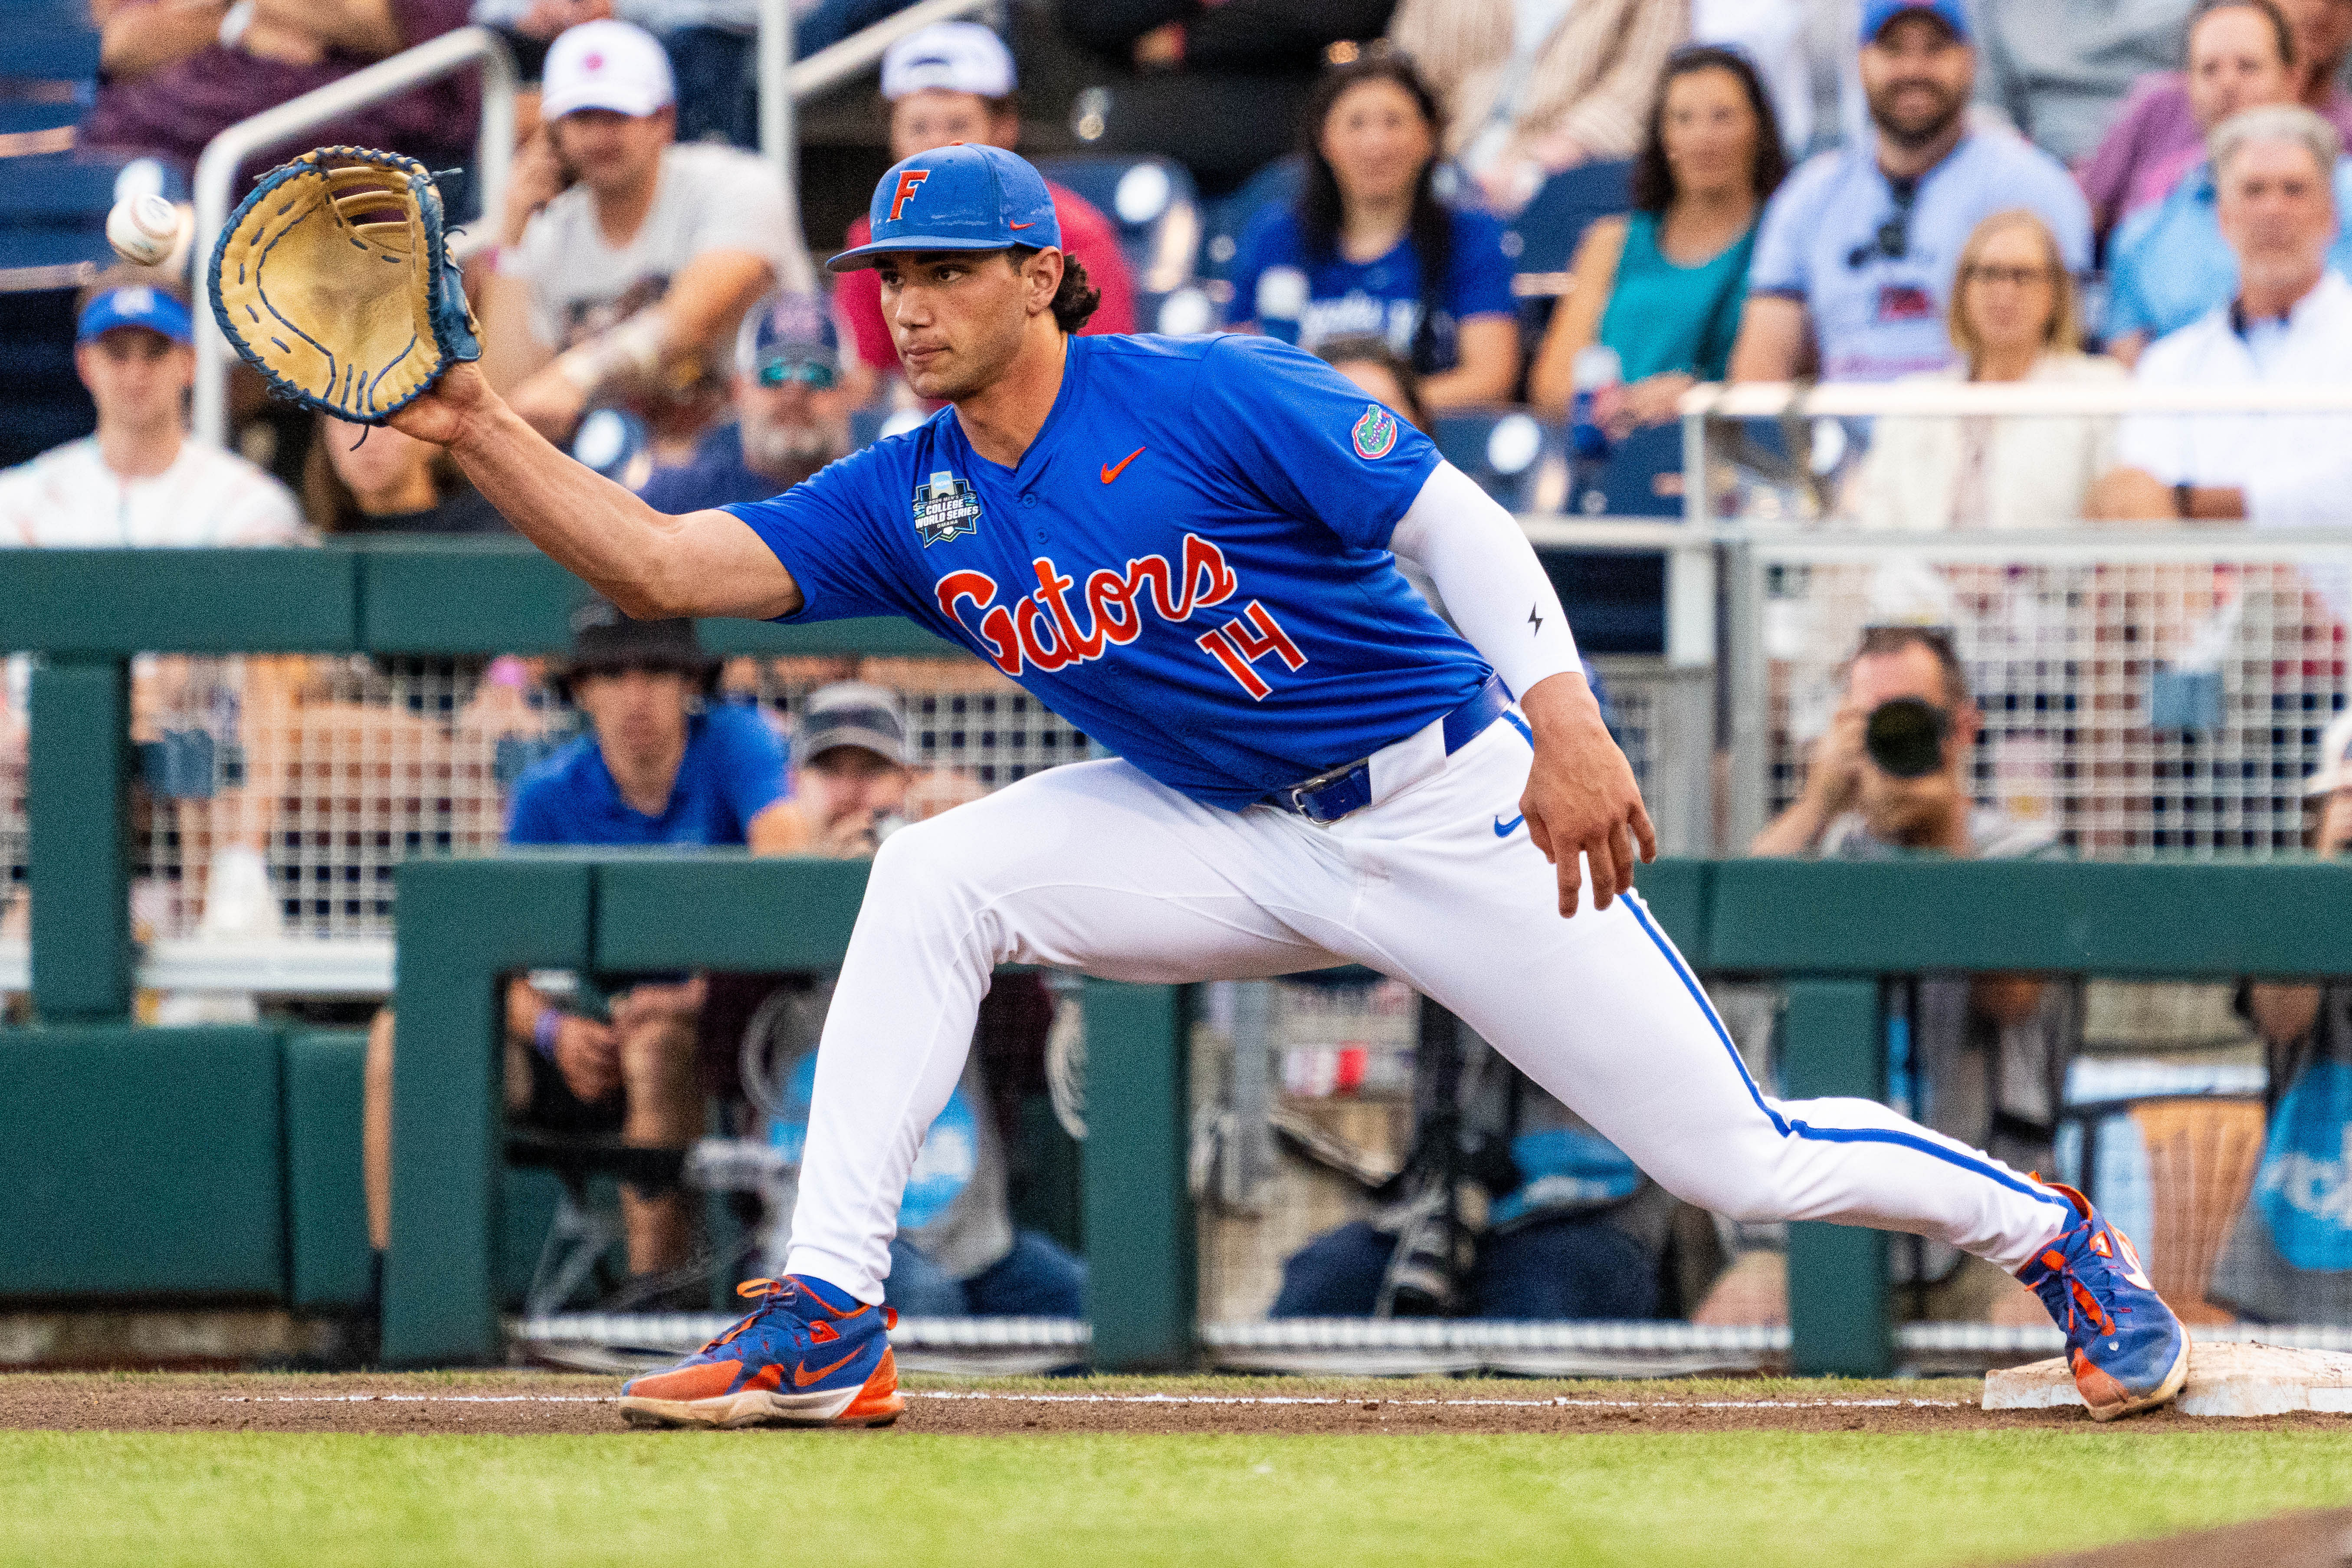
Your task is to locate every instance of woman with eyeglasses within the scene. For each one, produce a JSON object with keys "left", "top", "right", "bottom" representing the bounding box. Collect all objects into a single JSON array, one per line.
[
  {"left": 1844, "top": 209, "right": 2124, "bottom": 531},
  {"left": 1227, "top": 53, "right": 1522, "bottom": 411},
  {"left": 1528, "top": 46, "right": 1788, "bottom": 433}
]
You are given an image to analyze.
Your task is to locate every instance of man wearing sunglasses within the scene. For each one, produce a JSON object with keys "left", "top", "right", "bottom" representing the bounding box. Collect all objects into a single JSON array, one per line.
[
  {"left": 638, "top": 292, "right": 870, "bottom": 514},
  {"left": 1729, "top": 0, "right": 2091, "bottom": 384}
]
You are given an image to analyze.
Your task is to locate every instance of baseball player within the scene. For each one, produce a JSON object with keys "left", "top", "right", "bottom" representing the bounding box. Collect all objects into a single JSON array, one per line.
[{"left": 387, "top": 144, "right": 2187, "bottom": 1427}]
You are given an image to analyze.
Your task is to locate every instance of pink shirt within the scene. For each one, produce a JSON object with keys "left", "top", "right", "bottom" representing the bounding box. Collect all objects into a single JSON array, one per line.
[{"left": 2079, "top": 74, "right": 2352, "bottom": 241}]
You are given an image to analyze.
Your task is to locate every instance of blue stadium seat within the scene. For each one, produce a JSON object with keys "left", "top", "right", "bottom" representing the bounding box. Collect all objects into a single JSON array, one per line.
[
  {"left": 1432, "top": 409, "right": 1558, "bottom": 513},
  {"left": 1506, "top": 160, "right": 1633, "bottom": 342},
  {"left": 1199, "top": 154, "right": 1303, "bottom": 285},
  {"left": 1033, "top": 152, "right": 1209, "bottom": 337},
  {"left": 1565, "top": 423, "right": 1684, "bottom": 520}
]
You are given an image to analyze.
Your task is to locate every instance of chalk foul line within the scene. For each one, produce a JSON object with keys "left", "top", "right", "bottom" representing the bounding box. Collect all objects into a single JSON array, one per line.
[{"left": 216, "top": 1392, "right": 1968, "bottom": 1411}]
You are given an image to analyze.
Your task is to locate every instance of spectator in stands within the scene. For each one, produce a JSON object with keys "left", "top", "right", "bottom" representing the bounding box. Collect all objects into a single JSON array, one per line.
[
  {"left": 1318, "top": 334, "right": 1430, "bottom": 432},
  {"left": 739, "top": 684, "right": 1084, "bottom": 1316},
  {"left": 304, "top": 417, "right": 510, "bottom": 534},
  {"left": 479, "top": 19, "right": 792, "bottom": 454},
  {"left": 363, "top": 604, "right": 794, "bottom": 1303},
  {"left": 2089, "top": 106, "right": 2352, "bottom": 529},
  {"left": 1388, "top": 0, "right": 1687, "bottom": 215},
  {"left": 1972, "top": 0, "right": 2195, "bottom": 165},
  {"left": 2219, "top": 708, "right": 2352, "bottom": 1324},
  {"left": 0, "top": 285, "right": 308, "bottom": 981},
  {"left": 469, "top": 0, "right": 757, "bottom": 147},
  {"left": 1228, "top": 54, "right": 1518, "bottom": 409},
  {"left": 1844, "top": 210, "right": 2124, "bottom": 529},
  {"left": 1729, "top": 0, "right": 2092, "bottom": 385},
  {"left": 2083, "top": 0, "right": 2352, "bottom": 242},
  {"left": 1713, "top": 625, "right": 2073, "bottom": 1326},
  {"left": 2101, "top": 12, "right": 2352, "bottom": 354},
  {"left": 836, "top": 23, "right": 1134, "bottom": 382},
  {"left": 0, "top": 288, "right": 304, "bottom": 547},
  {"left": 1529, "top": 46, "right": 1789, "bottom": 429},
  {"left": 637, "top": 292, "right": 866, "bottom": 512},
  {"left": 85, "top": 0, "right": 478, "bottom": 175}
]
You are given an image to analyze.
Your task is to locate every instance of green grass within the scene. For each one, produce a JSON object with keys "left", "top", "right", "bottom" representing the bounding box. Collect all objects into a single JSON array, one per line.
[{"left": 6, "top": 1427, "right": 2352, "bottom": 1567}]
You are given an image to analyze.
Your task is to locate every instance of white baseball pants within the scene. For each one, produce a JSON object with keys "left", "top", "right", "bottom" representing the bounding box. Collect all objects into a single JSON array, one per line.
[{"left": 784, "top": 711, "right": 2076, "bottom": 1302}]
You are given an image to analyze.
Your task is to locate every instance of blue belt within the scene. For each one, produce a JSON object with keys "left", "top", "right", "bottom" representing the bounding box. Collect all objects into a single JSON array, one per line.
[{"left": 1269, "top": 672, "right": 1513, "bottom": 824}]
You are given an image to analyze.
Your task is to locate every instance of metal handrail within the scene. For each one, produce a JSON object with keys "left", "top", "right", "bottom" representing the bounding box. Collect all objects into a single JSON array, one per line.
[
  {"left": 1683, "top": 379, "right": 2352, "bottom": 417},
  {"left": 191, "top": 26, "right": 517, "bottom": 449},
  {"left": 787, "top": 0, "right": 995, "bottom": 102}
]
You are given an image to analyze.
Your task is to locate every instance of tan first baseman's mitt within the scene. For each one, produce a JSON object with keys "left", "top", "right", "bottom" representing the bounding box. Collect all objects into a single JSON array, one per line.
[{"left": 208, "top": 146, "right": 481, "bottom": 424}]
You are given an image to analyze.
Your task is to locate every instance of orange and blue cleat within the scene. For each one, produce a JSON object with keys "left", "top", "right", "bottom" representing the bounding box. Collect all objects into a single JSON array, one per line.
[
  {"left": 2015, "top": 1182, "right": 2189, "bottom": 1421},
  {"left": 618, "top": 1276, "right": 904, "bottom": 1430}
]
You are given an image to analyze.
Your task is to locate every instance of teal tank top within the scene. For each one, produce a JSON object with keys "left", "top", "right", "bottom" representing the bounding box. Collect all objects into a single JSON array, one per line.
[{"left": 1594, "top": 210, "right": 1757, "bottom": 383}]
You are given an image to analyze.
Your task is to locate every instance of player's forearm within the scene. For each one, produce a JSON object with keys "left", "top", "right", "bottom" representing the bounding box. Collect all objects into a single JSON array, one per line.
[
  {"left": 444, "top": 393, "right": 731, "bottom": 619},
  {"left": 1388, "top": 461, "right": 1580, "bottom": 700}
]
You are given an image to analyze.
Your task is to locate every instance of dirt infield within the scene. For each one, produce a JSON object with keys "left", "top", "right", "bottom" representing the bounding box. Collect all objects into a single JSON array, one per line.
[
  {"left": 2017, "top": 1508, "right": 2352, "bottom": 1567},
  {"left": 5, "top": 1370, "right": 2348, "bottom": 1437}
]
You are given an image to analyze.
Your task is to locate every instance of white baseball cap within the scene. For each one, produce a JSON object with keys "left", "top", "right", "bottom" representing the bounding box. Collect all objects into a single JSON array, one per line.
[
  {"left": 2306, "top": 709, "right": 2352, "bottom": 796},
  {"left": 542, "top": 20, "right": 675, "bottom": 121},
  {"left": 880, "top": 21, "right": 1015, "bottom": 102}
]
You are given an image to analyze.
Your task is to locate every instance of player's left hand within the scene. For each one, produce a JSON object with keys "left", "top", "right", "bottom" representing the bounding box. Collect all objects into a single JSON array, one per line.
[{"left": 1517, "top": 672, "right": 1656, "bottom": 918}]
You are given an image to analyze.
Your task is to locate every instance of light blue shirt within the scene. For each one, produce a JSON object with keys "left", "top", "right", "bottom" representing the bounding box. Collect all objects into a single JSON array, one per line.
[
  {"left": 1749, "top": 131, "right": 2093, "bottom": 381},
  {"left": 2104, "top": 157, "right": 2352, "bottom": 341}
]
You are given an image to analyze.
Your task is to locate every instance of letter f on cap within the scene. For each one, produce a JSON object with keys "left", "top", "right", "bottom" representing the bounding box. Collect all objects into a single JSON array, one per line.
[{"left": 890, "top": 170, "right": 930, "bottom": 222}]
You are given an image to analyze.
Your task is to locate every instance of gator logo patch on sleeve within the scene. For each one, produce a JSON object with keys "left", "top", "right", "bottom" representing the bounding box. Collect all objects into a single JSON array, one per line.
[
  {"left": 1351, "top": 403, "right": 1398, "bottom": 460},
  {"left": 912, "top": 470, "right": 983, "bottom": 546}
]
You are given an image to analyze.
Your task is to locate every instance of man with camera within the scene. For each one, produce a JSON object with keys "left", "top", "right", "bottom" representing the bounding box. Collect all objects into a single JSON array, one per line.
[{"left": 1713, "top": 624, "right": 2075, "bottom": 1324}]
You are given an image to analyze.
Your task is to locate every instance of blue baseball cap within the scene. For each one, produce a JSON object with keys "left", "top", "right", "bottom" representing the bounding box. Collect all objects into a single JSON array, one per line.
[
  {"left": 77, "top": 285, "right": 193, "bottom": 345},
  {"left": 1860, "top": 0, "right": 1969, "bottom": 44},
  {"left": 827, "top": 143, "right": 1060, "bottom": 272}
]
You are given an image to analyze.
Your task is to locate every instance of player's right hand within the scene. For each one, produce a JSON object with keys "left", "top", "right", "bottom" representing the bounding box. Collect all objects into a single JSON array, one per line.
[
  {"left": 385, "top": 360, "right": 494, "bottom": 450},
  {"left": 1518, "top": 672, "right": 1657, "bottom": 918}
]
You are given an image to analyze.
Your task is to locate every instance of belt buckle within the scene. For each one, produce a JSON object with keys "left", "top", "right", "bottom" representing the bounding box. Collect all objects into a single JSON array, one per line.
[{"left": 1283, "top": 758, "right": 1368, "bottom": 824}]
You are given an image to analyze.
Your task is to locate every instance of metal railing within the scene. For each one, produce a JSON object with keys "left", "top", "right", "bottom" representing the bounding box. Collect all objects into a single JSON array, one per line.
[
  {"left": 191, "top": 26, "right": 518, "bottom": 448},
  {"left": 1680, "top": 379, "right": 2352, "bottom": 852}
]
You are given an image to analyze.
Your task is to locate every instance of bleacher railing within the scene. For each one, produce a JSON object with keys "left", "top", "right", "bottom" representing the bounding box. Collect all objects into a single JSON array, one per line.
[{"left": 1680, "top": 380, "right": 2352, "bottom": 854}]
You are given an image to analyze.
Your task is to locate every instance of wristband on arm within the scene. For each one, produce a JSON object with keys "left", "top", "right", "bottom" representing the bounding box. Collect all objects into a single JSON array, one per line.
[{"left": 532, "top": 1006, "right": 563, "bottom": 1062}]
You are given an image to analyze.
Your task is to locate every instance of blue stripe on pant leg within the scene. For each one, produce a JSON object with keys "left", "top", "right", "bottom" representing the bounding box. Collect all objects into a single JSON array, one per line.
[{"left": 1619, "top": 893, "right": 2071, "bottom": 1212}]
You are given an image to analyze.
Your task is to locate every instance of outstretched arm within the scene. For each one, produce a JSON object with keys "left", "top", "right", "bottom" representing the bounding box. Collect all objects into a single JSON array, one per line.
[
  {"left": 1389, "top": 461, "right": 1655, "bottom": 915},
  {"left": 387, "top": 362, "right": 800, "bottom": 621}
]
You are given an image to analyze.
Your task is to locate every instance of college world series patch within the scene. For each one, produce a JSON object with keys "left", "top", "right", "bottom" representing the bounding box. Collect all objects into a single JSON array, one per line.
[
  {"left": 912, "top": 469, "right": 983, "bottom": 547},
  {"left": 1351, "top": 403, "right": 1398, "bottom": 460}
]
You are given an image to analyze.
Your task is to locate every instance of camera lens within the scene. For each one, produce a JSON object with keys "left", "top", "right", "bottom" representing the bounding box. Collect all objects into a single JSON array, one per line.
[{"left": 1864, "top": 697, "right": 1949, "bottom": 779}]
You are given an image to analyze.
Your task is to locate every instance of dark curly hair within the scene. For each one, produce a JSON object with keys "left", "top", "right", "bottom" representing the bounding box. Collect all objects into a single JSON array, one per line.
[
  {"left": 1630, "top": 46, "right": 1790, "bottom": 215},
  {"left": 1009, "top": 245, "right": 1101, "bottom": 335},
  {"left": 1296, "top": 52, "right": 1450, "bottom": 370}
]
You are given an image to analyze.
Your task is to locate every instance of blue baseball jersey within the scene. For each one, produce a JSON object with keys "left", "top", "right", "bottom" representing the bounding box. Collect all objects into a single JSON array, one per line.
[{"left": 726, "top": 333, "right": 1491, "bottom": 810}]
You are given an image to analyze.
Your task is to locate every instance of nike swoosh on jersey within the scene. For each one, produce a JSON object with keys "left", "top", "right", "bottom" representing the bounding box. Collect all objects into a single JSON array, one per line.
[
  {"left": 791, "top": 1347, "right": 863, "bottom": 1388},
  {"left": 1101, "top": 446, "right": 1145, "bottom": 484},
  {"left": 1493, "top": 814, "right": 1524, "bottom": 837}
]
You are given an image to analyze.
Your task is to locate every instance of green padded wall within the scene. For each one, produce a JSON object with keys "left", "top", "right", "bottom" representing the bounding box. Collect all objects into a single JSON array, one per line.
[
  {"left": 283, "top": 1030, "right": 372, "bottom": 1310},
  {"left": 0, "top": 1027, "right": 284, "bottom": 1298}
]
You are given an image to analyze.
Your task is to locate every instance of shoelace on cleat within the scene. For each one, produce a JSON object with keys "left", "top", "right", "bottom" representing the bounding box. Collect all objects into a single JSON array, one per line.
[
  {"left": 694, "top": 1277, "right": 800, "bottom": 1356},
  {"left": 2029, "top": 1220, "right": 2131, "bottom": 1340}
]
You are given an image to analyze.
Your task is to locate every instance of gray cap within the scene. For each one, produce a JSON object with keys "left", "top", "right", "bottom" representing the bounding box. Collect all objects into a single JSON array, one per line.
[{"left": 797, "top": 681, "right": 908, "bottom": 767}]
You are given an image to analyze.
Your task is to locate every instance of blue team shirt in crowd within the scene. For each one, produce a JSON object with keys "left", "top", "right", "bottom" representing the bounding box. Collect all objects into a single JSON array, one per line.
[
  {"left": 726, "top": 333, "right": 1491, "bottom": 810},
  {"left": 1749, "top": 131, "right": 2091, "bottom": 381},
  {"left": 507, "top": 702, "right": 788, "bottom": 846},
  {"left": 638, "top": 421, "right": 780, "bottom": 514},
  {"left": 2106, "top": 157, "right": 2352, "bottom": 341},
  {"left": 1227, "top": 205, "right": 1518, "bottom": 373}
]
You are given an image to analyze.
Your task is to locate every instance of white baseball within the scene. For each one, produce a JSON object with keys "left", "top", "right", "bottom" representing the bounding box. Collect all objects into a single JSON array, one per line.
[{"left": 106, "top": 194, "right": 182, "bottom": 267}]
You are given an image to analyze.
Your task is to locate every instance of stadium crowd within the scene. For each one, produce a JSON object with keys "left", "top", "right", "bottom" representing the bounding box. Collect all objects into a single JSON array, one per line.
[{"left": 2, "top": 0, "right": 2349, "bottom": 1331}]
